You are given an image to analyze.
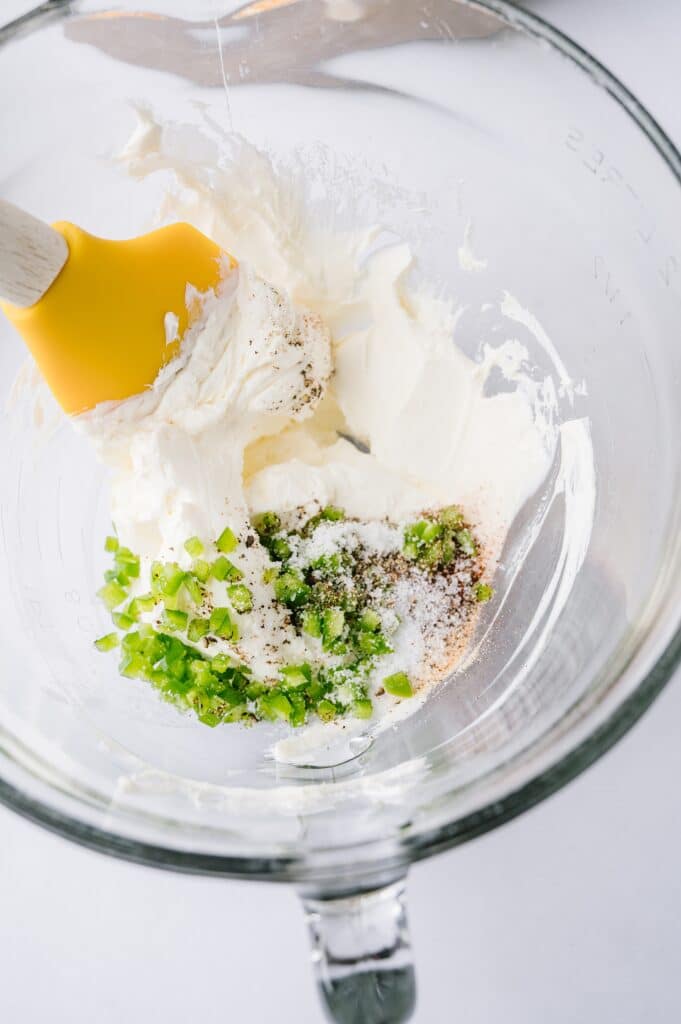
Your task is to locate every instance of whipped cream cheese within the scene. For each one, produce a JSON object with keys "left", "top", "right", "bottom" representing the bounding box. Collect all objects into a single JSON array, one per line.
[
  {"left": 79, "top": 262, "right": 330, "bottom": 680},
  {"left": 75, "top": 108, "right": 560, "bottom": 757},
  {"left": 108, "top": 108, "right": 552, "bottom": 560},
  {"left": 81, "top": 264, "right": 331, "bottom": 554}
]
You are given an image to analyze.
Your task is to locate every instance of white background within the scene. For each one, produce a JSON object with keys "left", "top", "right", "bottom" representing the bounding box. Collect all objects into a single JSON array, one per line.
[{"left": 2, "top": 1, "right": 681, "bottom": 1021}]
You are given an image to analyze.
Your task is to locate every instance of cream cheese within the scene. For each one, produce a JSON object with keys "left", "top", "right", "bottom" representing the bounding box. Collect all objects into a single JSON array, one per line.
[
  {"left": 75, "top": 108, "right": 561, "bottom": 758},
  {"left": 78, "top": 262, "right": 331, "bottom": 680},
  {"left": 112, "top": 110, "right": 552, "bottom": 562}
]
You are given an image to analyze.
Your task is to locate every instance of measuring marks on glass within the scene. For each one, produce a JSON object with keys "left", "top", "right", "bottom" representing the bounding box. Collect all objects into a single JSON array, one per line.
[{"left": 565, "top": 125, "right": 681, "bottom": 323}]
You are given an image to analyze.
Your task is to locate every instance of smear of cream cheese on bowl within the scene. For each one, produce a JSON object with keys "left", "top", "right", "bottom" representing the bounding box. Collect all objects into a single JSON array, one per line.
[{"left": 14, "top": 106, "right": 595, "bottom": 775}]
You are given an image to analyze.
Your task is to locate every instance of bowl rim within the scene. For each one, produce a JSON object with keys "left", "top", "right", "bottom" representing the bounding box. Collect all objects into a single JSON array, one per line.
[{"left": 1, "top": 0, "right": 680, "bottom": 882}]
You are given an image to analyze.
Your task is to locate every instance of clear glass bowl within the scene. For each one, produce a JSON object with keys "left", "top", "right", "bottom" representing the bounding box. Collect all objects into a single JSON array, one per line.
[{"left": 1, "top": 2, "right": 680, "bottom": 1021}]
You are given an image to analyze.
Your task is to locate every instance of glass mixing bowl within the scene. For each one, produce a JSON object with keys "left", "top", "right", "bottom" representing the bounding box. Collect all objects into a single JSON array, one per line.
[{"left": 1, "top": 2, "right": 680, "bottom": 1021}]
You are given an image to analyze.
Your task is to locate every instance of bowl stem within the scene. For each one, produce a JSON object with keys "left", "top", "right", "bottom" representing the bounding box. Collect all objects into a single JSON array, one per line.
[{"left": 300, "top": 876, "right": 416, "bottom": 1023}]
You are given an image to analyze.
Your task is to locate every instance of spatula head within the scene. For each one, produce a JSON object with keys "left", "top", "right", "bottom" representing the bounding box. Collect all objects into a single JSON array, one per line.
[{"left": 1, "top": 221, "right": 229, "bottom": 414}]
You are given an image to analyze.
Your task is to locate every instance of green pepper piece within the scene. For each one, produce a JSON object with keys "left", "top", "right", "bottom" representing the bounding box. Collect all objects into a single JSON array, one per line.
[
  {"left": 183, "top": 574, "right": 204, "bottom": 605},
  {"left": 273, "top": 569, "right": 310, "bottom": 607},
  {"left": 352, "top": 698, "right": 373, "bottom": 720},
  {"left": 112, "top": 611, "right": 134, "bottom": 631},
  {"left": 184, "top": 536, "right": 204, "bottom": 558},
  {"left": 211, "top": 556, "right": 243, "bottom": 582},
  {"left": 209, "top": 607, "right": 234, "bottom": 640},
  {"left": 317, "top": 699, "right": 337, "bottom": 722},
  {"left": 216, "top": 526, "right": 238, "bottom": 553},
  {"left": 163, "top": 609, "right": 188, "bottom": 632},
  {"left": 187, "top": 617, "right": 210, "bottom": 642},
  {"left": 192, "top": 559, "right": 211, "bottom": 583},
  {"left": 302, "top": 609, "right": 322, "bottom": 638},
  {"left": 383, "top": 671, "right": 413, "bottom": 698},
  {"left": 97, "top": 581, "right": 128, "bottom": 611},
  {"left": 94, "top": 632, "right": 119, "bottom": 652},
  {"left": 227, "top": 584, "right": 253, "bottom": 613}
]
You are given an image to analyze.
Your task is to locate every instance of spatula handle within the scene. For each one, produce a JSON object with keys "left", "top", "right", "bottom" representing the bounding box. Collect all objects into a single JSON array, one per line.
[{"left": 0, "top": 200, "right": 69, "bottom": 308}]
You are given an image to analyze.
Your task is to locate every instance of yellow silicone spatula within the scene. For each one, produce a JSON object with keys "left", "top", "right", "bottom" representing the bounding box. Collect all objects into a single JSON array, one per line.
[{"left": 0, "top": 200, "right": 232, "bottom": 414}]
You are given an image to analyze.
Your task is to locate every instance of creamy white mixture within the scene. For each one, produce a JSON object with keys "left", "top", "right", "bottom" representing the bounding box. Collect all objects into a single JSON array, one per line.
[
  {"left": 72, "top": 109, "right": 559, "bottom": 759},
  {"left": 103, "top": 109, "right": 551, "bottom": 546},
  {"left": 81, "top": 262, "right": 332, "bottom": 682}
]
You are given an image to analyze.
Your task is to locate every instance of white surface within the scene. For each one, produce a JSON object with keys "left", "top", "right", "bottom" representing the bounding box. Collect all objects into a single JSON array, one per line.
[{"left": 1, "top": 1, "right": 681, "bottom": 1022}]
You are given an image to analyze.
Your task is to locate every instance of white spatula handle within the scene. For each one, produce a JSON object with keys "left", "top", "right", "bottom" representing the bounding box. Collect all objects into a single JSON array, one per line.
[{"left": 0, "top": 200, "right": 69, "bottom": 308}]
